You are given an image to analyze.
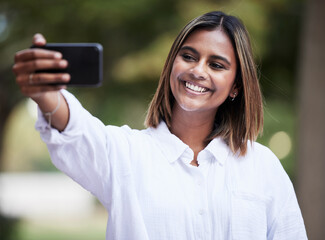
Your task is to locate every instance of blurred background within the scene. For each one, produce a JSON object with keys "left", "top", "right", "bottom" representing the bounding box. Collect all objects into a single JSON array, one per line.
[{"left": 0, "top": 0, "right": 324, "bottom": 239}]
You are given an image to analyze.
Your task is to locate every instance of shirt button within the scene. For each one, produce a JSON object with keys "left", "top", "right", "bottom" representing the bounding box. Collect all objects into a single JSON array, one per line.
[
  {"left": 197, "top": 180, "right": 202, "bottom": 186},
  {"left": 199, "top": 209, "right": 204, "bottom": 215}
]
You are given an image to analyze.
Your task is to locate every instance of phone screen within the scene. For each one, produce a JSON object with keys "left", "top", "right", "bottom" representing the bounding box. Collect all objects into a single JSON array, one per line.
[{"left": 31, "top": 43, "right": 103, "bottom": 87}]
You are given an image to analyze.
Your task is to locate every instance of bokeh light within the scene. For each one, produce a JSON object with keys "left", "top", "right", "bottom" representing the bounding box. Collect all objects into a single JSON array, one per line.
[{"left": 269, "top": 131, "right": 292, "bottom": 160}]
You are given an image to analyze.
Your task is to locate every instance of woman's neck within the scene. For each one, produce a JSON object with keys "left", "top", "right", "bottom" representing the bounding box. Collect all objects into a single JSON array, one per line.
[{"left": 170, "top": 106, "right": 216, "bottom": 166}]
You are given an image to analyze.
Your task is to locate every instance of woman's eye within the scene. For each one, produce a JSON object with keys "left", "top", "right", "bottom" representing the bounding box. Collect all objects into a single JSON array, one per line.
[
  {"left": 182, "top": 54, "right": 195, "bottom": 61},
  {"left": 209, "top": 62, "right": 224, "bottom": 69}
]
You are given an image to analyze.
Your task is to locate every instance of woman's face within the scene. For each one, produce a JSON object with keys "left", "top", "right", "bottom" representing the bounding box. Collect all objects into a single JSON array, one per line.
[{"left": 170, "top": 28, "right": 238, "bottom": 117}]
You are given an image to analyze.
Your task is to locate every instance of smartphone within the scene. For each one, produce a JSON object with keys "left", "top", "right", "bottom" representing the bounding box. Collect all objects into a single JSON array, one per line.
[{"left": 31, "top": 43, "right": 103, "bottom": 87}]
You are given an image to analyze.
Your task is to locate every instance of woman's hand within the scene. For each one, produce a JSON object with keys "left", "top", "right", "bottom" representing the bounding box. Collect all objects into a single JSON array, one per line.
[
  {"left": 12, "top": 33, "right": 70, "bottom": 100},
  {"left": 12, "top": 34, "right": 70, "bottom": 131}
]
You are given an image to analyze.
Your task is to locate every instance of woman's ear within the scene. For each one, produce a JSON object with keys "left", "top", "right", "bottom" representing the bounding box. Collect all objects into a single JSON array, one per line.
[{"left": 229, "top": 83, "right": 239, "bottom": 99}]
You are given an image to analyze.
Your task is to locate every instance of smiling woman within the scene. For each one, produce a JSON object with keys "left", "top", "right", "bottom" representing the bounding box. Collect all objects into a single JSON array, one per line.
[
  {"left": 12, "top": 11, "right": 307, "bottom": 240},
  {"left": 146, "top": 12, "right": 262, "bottom": 157},
  {"left": 168, "top": 29, "right": 238, "bottom": 163}
]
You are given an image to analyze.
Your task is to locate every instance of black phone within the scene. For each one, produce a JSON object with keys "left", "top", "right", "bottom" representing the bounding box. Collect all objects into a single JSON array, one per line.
[{"left": 31, "top": 43, "right": 103, "bottom": 87}]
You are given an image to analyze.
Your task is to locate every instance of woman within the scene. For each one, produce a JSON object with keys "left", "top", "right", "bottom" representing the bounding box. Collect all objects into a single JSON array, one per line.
[{"left": 13, "top": 11, "right": 307, "bottom": 239}]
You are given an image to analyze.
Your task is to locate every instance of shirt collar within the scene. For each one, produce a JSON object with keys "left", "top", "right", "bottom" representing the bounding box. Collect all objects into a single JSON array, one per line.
[
  {"left": 204, "top": 137, "right": 230, "bottom": 166},
  {"left": 148, "top": 121, "right": 189, "bottom": 163},
  {"left": 148, "top": 121, "right": 230, "bottom": 165}
]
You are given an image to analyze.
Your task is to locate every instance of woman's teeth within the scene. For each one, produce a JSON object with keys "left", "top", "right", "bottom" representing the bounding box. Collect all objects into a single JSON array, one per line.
[{"left": 185, "top": 82, "right": 208, "bottom": 93}]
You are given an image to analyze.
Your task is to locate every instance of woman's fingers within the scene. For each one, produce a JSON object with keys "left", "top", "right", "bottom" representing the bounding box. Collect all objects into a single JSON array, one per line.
[
  {"left": 12, "top": 33, "right": 70, "bottom": 100},
  {"left": 14, "top": 48, "right": 62, "bottom": 63},
  {"left": 13, "top": 58, "right": 68, "bottom": 75},
  {"left": 16, "top": 73, "right": 70, "bottom": 86}
]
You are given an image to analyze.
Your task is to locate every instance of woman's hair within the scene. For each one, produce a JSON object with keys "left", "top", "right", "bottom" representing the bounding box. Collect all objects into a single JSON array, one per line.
[{"left": 145, "top": 11, "right": 263, "bottom": 156}]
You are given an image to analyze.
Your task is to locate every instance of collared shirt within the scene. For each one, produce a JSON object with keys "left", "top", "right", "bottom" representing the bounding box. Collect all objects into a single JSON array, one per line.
[{"left": 36, "top": 90, "right": 307, "bottom": 240}]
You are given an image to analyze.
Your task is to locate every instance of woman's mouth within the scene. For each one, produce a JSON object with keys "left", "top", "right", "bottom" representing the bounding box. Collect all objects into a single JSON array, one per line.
[{"left": 184, "top": 81, "right": 209, "bottom": 93}]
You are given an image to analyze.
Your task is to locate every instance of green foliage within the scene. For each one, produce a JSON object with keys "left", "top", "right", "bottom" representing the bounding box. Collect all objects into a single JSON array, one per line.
[{"left": 261, "top": 0, "right": 304, "bottom": 100}]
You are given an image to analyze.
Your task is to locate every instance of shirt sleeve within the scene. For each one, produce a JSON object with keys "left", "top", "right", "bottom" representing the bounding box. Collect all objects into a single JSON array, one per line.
[
  {"left": 268, "top": 189, "right": 308, "bottom": 239},
  {"left": 261, "top": 147, "right": 308, "bottom": 240},
  {"left": 35, "top": 90, "right": 113, "bottom": 207}
]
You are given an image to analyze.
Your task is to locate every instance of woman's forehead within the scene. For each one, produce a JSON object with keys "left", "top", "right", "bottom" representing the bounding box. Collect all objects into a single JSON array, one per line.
[{"left": 181, "top": 28, "right": 236, "bottom": 64}]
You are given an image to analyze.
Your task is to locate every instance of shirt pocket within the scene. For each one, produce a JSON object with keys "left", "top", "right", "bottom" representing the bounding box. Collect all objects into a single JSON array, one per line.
[{"left": 231, "top": 192, "right": 267, "bottom": 240}]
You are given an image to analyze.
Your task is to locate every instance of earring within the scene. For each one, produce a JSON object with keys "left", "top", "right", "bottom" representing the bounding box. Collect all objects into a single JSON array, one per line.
[{"left": 231, "top": 92, "right": 237, "bottom": 101}]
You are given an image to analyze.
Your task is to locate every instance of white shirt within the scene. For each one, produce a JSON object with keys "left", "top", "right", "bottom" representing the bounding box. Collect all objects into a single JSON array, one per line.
[{"left": 36, "top": 90, "right": 307, "bottom": 240}]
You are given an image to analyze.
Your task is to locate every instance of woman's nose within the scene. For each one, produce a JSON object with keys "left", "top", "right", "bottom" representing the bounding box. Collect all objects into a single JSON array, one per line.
[{"left": 189, "top": 61, "right": 208, "bottom": 80}]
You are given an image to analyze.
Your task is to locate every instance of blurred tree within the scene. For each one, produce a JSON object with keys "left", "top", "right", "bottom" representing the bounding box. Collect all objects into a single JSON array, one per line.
[
  {"left": 296, "top": 0, "right": 325, "bottom": 238},
  {"left": 260, "top": 0, "right": 303, "bottom": 101}
]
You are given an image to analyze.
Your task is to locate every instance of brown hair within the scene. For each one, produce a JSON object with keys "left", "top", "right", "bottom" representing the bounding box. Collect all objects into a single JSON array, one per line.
[{"left": 145, "top": 11, "right": 263, "bottom": 156}]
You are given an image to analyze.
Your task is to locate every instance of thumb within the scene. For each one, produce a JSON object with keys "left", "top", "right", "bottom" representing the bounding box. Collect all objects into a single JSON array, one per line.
[{"left": 33, "top": 33, "right": 47, "bottom": 46}]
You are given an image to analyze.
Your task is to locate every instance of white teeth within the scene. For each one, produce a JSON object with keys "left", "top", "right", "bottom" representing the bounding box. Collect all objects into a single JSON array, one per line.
[{"left": 185, "top": 82, "right": 207, "bottom": 93}]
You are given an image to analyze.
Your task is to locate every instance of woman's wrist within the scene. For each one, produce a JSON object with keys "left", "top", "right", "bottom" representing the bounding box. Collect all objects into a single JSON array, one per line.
[
  {"left": 33, "top": 90, "right": 69, "bottom": 131},
  {"left": 32, "top": 91, "right": 60, "bottom": 113},
  {"left": 43, "top": 92, "right": 61, "bottom": 127}
]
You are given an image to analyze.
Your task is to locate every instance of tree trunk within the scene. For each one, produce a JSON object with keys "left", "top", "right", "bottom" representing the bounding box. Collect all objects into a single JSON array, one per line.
[{"left": 296, "top": 0, "right": 325, "bottom": 239}]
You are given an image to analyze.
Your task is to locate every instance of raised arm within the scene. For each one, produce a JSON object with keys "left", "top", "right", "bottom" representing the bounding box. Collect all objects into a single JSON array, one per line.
[{"left": 12, "top": 33, "right": 70, "bottom": 131}]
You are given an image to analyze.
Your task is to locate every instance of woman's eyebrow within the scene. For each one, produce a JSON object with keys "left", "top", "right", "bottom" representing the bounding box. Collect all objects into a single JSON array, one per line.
[
  {"left": 210, "top": 55, "right": 231, "bottom": 66},
  {"left": 180, "top": 46, "right": 199, "bottom": 55},
  {"left": 180, "top": 46, "right": 231, "bottom": 66}
]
